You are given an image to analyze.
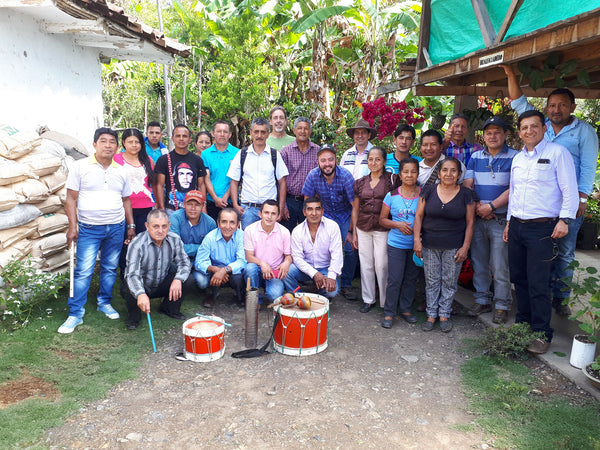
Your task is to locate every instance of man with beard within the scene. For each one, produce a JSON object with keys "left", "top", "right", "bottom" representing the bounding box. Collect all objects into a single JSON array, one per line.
[
  {"left": 154, "top": 124, "right": 206, "bottom": 213},
  {"left": 266, "top": 106, "right": 295, "bottom": 150},
  {"left": 201, "top": 120, "right": 239, "bottom": 221},
  {"left": 502, "top": 64, "right": 599, "bottom": 316},
  {"left": 302, "top": 145, "right": 355, "bottom": 300},
  {"left": 280, "top": 117, "right": 320, "bottom": 231}
]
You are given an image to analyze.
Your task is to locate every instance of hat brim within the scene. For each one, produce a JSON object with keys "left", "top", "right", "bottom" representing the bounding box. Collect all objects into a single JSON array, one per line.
[{"left": 346, "top": 127, "right": 377, "bottom": 139}]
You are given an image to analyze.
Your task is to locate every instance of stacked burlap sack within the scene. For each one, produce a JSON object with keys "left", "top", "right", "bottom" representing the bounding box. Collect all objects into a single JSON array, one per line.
[{"left": 0, "top": 124, "right": 73, "bottom": 273}]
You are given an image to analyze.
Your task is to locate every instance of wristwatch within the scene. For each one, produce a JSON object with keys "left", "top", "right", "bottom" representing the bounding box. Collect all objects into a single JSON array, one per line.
[
  {"left": 580, "top": 197, "right": 588, "bottom": 204},
  {"left": 559, "top": 218, "right": 572, "bottom": 225},
  {"left": 225, "top": 266, "right": 232, "bottom": 274},
  {"left": 489, "top": 202, "right": 497, "bottom": 212}
]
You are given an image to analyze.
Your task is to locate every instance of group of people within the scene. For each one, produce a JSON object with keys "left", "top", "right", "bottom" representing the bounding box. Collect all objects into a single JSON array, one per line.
[{"left": 58, "top": 76, "right": 599, "bottom": 356}]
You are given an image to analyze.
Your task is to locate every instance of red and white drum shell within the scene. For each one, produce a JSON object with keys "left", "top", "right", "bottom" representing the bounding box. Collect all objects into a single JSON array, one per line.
[
  {"left": 182, "top": 317, "right": 225, "bottom": 362},
  {"left": 273, "top": 293, "right": 329, "bottom": 356}
]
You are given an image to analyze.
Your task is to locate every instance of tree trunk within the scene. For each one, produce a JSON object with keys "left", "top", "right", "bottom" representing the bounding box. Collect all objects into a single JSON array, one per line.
[
  {"left": 197, "top": 59, "right": 203, "bottom": 129},
  {"left": 306, "top": 23, "right": 330, "bottom": 122}
]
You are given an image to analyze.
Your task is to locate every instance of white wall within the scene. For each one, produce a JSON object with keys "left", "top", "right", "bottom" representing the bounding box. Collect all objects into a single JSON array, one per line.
[{"left": 0, "top": 9, "right": 104, "bottom": 153}]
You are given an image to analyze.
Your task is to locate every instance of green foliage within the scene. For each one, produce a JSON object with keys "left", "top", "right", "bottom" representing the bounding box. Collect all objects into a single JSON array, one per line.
[
  {"left": 566, "top": 260, "right": 600, "bottom": 353},
  {"left": 517, "top": 52, "right": 590, "bottom": 91},
  {"left": 461, "top": 355, "right": 600, "bottom": 449},
  {"left": 478, "top": 323, "right": 545, "bottom": 359},
  {"left": 0, "top": 259, "right": 66, "bottom": 331}
]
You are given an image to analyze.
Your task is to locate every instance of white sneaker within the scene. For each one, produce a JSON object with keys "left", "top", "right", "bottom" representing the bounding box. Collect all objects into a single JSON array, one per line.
[
  {"left": 58, "top": 316, "right": 83, "bottom": 334},
  {"left": 97, "top": 304, "right": 120, "bottom": 319}
]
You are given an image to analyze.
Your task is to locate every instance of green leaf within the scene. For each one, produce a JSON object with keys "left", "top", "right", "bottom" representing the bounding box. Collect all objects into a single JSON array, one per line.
[
  {"left": 528, "top": 70, "right": 544, "bottom": 91},
  {"left": 544, "top": 53, "right": 560, "bottom": 70},
  {"left": 577, "top": 69, "right": 590, "bottom": 88},
  {"left": 579, "top": 323, "right": 593, "bottom": 334},
  {"left": 290, "top": 6, "right": 352, "bottom": 34},
  {"left": 517, "top": 60, "right": 532, "bottom": 75},
  {"left": 586, "top": 266, "right": 598, "bottom": 274},
  {"left": 553, "top": 351, "right": 567, "bottom": 357},
  {"left": 554, "top": 75, "right": 565, "bottom": 88},
  {"left": 559, "top": 59, "right": 578, "bottom": 75}
]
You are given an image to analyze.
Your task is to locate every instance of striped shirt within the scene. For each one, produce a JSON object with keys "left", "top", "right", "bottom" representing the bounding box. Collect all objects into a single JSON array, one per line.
[
  {"left": 465, "top": 145, "right": 518, "bottom": 214},
  {"left": 280, "top": 140, "right": 320, "bottom": 196},
  {"left": 340, "top": 142, "right": 373, "bottom": 179},
  {"left": 125, "top": 231, "right": 191, "bottom": 298}
]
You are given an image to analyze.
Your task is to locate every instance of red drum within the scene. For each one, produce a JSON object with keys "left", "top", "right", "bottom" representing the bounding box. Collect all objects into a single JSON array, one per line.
[
  {"left": 182, "top": 317, "right": 225, "bottom": 362},
  {"left": 273, "top": 293, "right": 329, "bottom": 356}
]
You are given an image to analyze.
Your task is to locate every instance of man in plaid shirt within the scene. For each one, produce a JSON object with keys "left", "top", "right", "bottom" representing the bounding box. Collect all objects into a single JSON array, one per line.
[{"left": 442, "top": 113, "right": 483, "bottom": 167}]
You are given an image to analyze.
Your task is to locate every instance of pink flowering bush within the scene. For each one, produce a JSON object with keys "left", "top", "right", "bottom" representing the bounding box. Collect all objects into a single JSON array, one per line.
[{"left": 362, "top": 97, "right": 426, "bottom": 140}]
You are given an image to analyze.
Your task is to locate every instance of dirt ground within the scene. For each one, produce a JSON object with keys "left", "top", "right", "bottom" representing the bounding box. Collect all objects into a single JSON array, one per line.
[{"left": 41, "top": 294, "right": 592, "bottom": 449}]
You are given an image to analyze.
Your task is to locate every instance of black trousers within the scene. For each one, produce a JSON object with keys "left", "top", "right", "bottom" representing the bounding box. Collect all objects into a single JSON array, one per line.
[
  {"left": 213, "top": 273, "right": 245, "bottom": 304},
  {"left": 120, "top": 271, "right": 184, "bottom": 325}
]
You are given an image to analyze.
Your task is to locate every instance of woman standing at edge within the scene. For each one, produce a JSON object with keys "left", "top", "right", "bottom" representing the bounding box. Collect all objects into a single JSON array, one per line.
[
  {"left": 114, "top": 128, "right": 155, "bottom": 275},
  {"left": 413, "top": 157, "right": 474, "bottom": 332},
  {"left": 351, "top": 146, "right": 397, "bottom": 313},
  {"left": 379, "top": 158, "right": 421, "bottom": 328}
]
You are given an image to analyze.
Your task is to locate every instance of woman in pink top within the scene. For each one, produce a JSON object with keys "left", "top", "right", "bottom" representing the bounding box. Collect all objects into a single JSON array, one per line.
[{"left": 114, "top": 128, "right": 155, "bottom": 277}]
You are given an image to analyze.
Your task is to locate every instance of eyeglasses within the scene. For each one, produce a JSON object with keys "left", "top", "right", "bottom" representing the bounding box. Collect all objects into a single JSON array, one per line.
[{"left": 540, "top": 236, "right": 559, "bottom": 262}]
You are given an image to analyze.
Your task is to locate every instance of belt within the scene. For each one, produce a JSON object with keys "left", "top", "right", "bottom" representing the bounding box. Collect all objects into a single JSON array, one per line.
[
  {"left": 512, "top": 217, "right": 557, "bottom": 224},
  {"left": 288, "top": 194, "right": 304, "bottom": 201},
  {"left": 478, "top": 214, "right": 506, "bottom": 221},
  {"left": 242, "top": 202, "right": 263, "bottom": 208}
]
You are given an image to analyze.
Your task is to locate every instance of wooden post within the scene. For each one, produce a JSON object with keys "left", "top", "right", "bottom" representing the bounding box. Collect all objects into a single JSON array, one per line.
[
  {"left": 182, "top": 70, "right": 187, "bottom": 126},
  {"left": 197, "top": 58, "right": 203, "bottom": 129},
  {"left": 156, "top": 0, "right": 173, "bottom": 149}
]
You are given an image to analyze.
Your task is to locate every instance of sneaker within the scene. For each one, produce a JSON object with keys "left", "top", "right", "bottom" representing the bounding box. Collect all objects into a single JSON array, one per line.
[
  {"left": 439, "top": 319, "right": 453, "bottom": 333},
  {"left": 359, "top": 302, "right": 374, "bottom": 313},
  {"left": 468, "top": 303, "right": 492, "bottom": 317},
  {"left": 552, "top": 297, "right": 571, "bottom": 316},
  {"left": 97, "top": 304, "right": 120, "bottom": 319},
  {"left": 58, "top": 316, "right": 83, "bottom": 334},
  {"left": 422, "top": 319, "right": 435, "bottom": 332},
  {"left": 381, "top": 318, "right": 393, "bottom": 329},
  {"left": 492, "top": 309, "right": 508, "bottom": 324},
  {"left": 527, "top": 338, "right": 550, "bottom": 354}
]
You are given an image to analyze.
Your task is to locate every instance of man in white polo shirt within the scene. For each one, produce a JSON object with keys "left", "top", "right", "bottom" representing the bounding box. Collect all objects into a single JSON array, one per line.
[{"left": 58, "top": 127, "right": 135, "bottom": 334}]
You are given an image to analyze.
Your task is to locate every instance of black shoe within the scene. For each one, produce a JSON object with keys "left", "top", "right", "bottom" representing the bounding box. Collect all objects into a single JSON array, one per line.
[
  {"left": 381, "top": 318, "right": 393, "bottom": 329},
  {"left": 341, "top": 287, "right": 358, "bottom": 301},
  {"left": 400, "top": 313, "right": 418, "bottom": 324},
  {"left": 158, "top": 307, "right": 186, "bottom": 320},
  {"left": 359, "top": 302, "right": 374, "bottom": 313},
  {"left": 552, "top": 297, "right": 571, "bottom": 316},
  {"left": 126, "top": 322, "right": 139, "bottom": 330}
]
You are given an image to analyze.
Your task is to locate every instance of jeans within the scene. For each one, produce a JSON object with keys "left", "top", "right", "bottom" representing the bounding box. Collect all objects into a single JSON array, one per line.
[
  {"left": 284, "top": 264, "right": 340, "bottom": 299},
  {"left": 282, "top": 196, "right": 305, "bottom": 233},
  {"left": 241, "top": 205, "right": 261, "bottom": 230},
  {"left": 120, "top": 270, "right": 182, "bottom": 325},
  {"left": 356, "top": 229, "right": 388, "bottom": 306},
  {"left": 470, "top": 218, "right": 512, "bottom": 310},
  {"left": 245, "top": 262, "right": 285, "bottom": 302},
  {"left": 206, "top": 201, "right": 232, "bottom": 223},
  {"left": 550, "top": 215, "right": 584, "bottom": 299},
  {"left": 69, "top": 221, "right": 125, "bottom": 318},
  {"left": 508, "top": 220, "right": 555, "bottom": 341},
  {"left": 383, "top": 246, "right": 420, "bottom": 317},
  {"left": 334, "top": 216, "right": 358, "bottom": 288},
  {"left": 422, "top": 247, "right": 462, "bottom": 319},
  {"left": 194, "top": 271, "right": 245, "bottom": 303}
]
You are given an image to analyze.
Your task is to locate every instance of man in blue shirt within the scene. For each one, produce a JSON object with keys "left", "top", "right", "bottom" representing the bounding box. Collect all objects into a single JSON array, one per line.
[
  {"left": 201, "top": 120, "right": 239, "bottom": 221},
  {"left": 503, "top": 110, "right": 578, "bottom": 354},
  {"left": 303, "top": 145, "right": 356, "bottom": 300},
  {"left": 169, "top": 190, "right": 217, "bottom": 295},
  {"left": 464, "top": 117, "right": 519, "bottom": 324},
  {"left": 502, "top": 64, "right": 599, "bottom": 316},
  {"left": 194, "top": 208, "right": 246, "bottom": 308},
  {"left": 145, "top": 121, "right": 167, "bottom": 164},
  {"left": 386, "top": 124, "right": 422, "bottom": 174}
]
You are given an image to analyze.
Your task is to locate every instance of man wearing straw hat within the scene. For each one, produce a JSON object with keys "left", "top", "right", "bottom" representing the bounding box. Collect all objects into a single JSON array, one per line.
[{"left": 121, "top": 209, "right": 191, "bottom": 330}]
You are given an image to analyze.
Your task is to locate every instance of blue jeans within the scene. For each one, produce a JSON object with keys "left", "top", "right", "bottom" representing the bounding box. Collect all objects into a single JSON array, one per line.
[
  {"left": 334, "top": 216, "right": 358, "bottom": 288},
  {"left": 550, "top": 215, "right": 584, "bottom": 299},
  {"left": 283, "top": 264, "right": 340, "bottom": 299},
  {"left": 245, "top": 262, "right": 285, "bottom": 302},
  {"left": 69, "top": 221, "right": 125, "bottom": 318},
  {"left": 282, "top": 196, "right": 305, "bottom": 233},
  {"left": 241, "top": 205, "right": 261, "bottom": 230},
  {"left": 192, "top": 268, "right": 210, "bottom": 289},
  {"left": 423, "top": 247, "right": 462, "bottom": 319},
  {"left": 470, "top": 218, "right": 512, "bottom": 310},
  {"left": 508, "top": 220, "right": 555, "bottom": 341},
  {"left": 384, "top": 246, "right": 420, "bottom": 317}
]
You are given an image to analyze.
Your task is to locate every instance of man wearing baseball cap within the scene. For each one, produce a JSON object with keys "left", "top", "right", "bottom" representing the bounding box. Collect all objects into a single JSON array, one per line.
[
  {"left": 170, "top": 190, "right": 217, "bottom": 296},
  {"left": 303, "top": 144, "right": 356, "bottom": 300},
  {"left": 463, "top": 116, "right": 519, "bottom": 324}
]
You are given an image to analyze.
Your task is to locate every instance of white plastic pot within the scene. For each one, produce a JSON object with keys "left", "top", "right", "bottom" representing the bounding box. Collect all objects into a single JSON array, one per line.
[{"left": 569, "top": 334, "right": 597, "bottom": 369}]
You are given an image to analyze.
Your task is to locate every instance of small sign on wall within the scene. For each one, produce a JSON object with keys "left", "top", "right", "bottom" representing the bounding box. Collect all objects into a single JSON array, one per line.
[{"left": 479, "top": 51, "right": 504, "bottom": 68}]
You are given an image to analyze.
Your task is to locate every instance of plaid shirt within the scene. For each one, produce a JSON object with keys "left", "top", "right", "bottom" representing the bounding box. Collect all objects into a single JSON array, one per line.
[
  {"left": 302, "top": 165, "right": 355, "bottom": 223},
  {"left": 280, "top": 140, "right": 320, "bottom": 196},
  {"left": 445, "top": 141, "right": 483, "bottom": 167}
]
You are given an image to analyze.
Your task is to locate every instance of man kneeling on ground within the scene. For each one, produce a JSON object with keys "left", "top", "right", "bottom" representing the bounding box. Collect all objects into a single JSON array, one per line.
[
  {"left": 284, "top": 196, "right": 342, "bottom": 298},
  {"left": 122, "top": 209, "right": 191, "bottom": 330},
  {"left": 194, "top": 208, "right": 247, "bottom": 308}
]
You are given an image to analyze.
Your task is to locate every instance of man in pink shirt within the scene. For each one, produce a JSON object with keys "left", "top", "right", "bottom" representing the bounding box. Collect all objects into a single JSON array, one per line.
[
  {"left": 244, "top": 200, "right": 293, "bottom": 302},
  {"left": 284, "top": 196, "right": 343, "bottom": 298}
]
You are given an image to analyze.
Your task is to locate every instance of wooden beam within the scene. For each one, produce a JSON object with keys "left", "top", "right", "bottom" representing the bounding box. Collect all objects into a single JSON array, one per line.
[
  {"left": 41, "top": 19, "right": 106, "bottom": 35},
  {"left": 74, "top": 36, "right": 142, "bottom": 48},
  {"left": 416, "top": 0, "right": 431, "bottom": 71},
  {"left": 494, "top": 0, "right": 524, "bottom": 45},
  {"left": 0, "top": 0, "right": 54, "bottom": 7},
  {"left": 471, "top": 0, "right": 496, "bottom": 47},
  {"left": 413, "top": 84, "right": 600, "bottom": 99},
  {"left": 377, "top": 77, "right": 412, "bottom": 95}
]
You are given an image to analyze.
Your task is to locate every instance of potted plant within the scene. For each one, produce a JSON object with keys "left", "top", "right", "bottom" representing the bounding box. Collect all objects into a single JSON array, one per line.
[
  {"left": 577, "top": 194, "right": 599, "bottom": 250},
  {"left": 566, "top": 261, "right": 600, "bottom": 377}
]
